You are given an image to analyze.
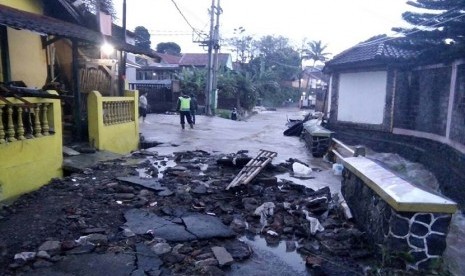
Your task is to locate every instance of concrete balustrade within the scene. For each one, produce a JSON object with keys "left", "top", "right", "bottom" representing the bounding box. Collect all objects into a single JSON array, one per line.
[
  {"left": 0, "top": 95, "right": 62, "bottom": 202},
  {"left": 87, "top": 90, "right": 139, "bottom": 154}
]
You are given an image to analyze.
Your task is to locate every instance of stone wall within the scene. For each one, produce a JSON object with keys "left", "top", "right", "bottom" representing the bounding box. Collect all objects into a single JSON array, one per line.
[
  {"left": 329, "top": 126, "right": 465, "bottom": 210},
  {"left": 342, "top": 169, "right": 452, "bottom": 270}
]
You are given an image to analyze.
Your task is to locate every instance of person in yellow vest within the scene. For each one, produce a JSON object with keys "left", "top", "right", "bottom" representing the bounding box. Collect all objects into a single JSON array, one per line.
[{"left": 176, "top": 92, "right": 194, "bottom": 129}]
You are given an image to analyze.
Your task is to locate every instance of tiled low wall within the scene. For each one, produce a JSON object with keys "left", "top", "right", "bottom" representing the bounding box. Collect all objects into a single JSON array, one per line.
[{"left": 341, "top": 156, "right": 457, "bottom": 270}]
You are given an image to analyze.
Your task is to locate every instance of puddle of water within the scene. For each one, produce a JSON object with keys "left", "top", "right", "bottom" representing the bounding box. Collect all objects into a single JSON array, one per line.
[
  {"left": 135, "top": 157, "right": 177, "bottom": 179},
  {"left": 228, "top": 235, "right": 308, "bottom": 276}
]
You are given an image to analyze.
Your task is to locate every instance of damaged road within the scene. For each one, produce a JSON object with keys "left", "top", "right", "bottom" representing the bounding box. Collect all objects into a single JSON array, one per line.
[{"left": 0, "top": 109, "right": 420, "bottom": 275}]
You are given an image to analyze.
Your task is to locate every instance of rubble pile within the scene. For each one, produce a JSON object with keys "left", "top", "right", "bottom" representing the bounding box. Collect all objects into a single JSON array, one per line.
[{"left": 0, "top": 150, "right": 399, "bottom": 275}]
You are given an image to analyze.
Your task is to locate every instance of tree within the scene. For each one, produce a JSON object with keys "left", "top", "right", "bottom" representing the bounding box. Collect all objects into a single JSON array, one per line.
[
  {"left": 134, "top": 26, "right": 151, "bottom": 50},
  {"left": 393, "top": 0, "right": 465, "bottom": 60},
  {"left": 74, "top": 0, "right": 115, "bottom": 17},
  {"left": 156, "top": 42, "right": 182, "bottom": 56},
  {"left": 303, "top": 40, "right": 331, "bottom": 68},
  {"left": 226, "top": 27, "right": 255, "bottom": 64}
]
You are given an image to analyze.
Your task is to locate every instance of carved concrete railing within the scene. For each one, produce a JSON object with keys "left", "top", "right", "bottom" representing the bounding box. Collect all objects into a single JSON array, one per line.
[
  {"left": 341, "top": 156, "right": 457, "bottom": 270},
  {"left": 0, "top": 95, "right": 62, "bottom": 201},
  {"left": 0, "top": 98, "right": 53, "bottom": 143},
  {"left": 87, "top": 90, "right": 139, "bottom": 154}
]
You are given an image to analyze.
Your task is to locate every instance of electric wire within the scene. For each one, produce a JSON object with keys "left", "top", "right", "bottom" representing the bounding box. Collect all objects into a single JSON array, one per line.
[{"left": 169, "top": 0, "right": 203, "bottom": 37}]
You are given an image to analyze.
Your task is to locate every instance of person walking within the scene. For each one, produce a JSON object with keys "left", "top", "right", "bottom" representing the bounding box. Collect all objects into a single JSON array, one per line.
[
  {"left": 190, "top": 93, "right": 198, "bottom": 125},
  {"left": 177, "top": 92, "right": 194, "bottom": 129},
  {"left": 139, "top": 91, "right": 148, "bottom": 123}
]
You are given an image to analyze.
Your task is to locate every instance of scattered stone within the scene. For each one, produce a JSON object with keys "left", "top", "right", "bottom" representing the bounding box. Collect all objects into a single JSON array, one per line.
[
  {"left": 66, "top": 244, "right": 95, "bottom": 255},
  {"left": 33, "top": 259, "right": 54, "bottom": 268},
  {"left": 81, "top": 227, "right": 106, "bottom": 234},
  {"left": 151, "top": 242, "right": 172, "bottom": 255},
  {"left": 224, "top": 240, "right": 252, "bottom": 260},
  {"left": 211, "top": 246, "right": 234, "bottom": 267},
  {"left": 85, "top": 233, "right": 108, "bottom": 246},
  {"left": 117, "top": 176, "right": 167, "bottom": 191},
  {"left": 14, "top": 252, "right": 36, "bottom": 264},
  {"left": 286, "top": 241, "right": 296, "bottom": 252},
  {"left": 115, "top": 193, "right": 135, "bottom": 200},
  {"left": 38, "top": 241, "right": 61, "bottom": 256},
  {"left": 195, "top": 258, "right": 218, "bottom": 268},
  {"left": 230, "top": 218, "right": 247, "bottom": 233},
  {"left": 36, "top": 251, "right": 51, "bottom": 259}
]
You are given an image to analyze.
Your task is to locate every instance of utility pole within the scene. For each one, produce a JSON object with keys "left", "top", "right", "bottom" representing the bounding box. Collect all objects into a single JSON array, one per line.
[
  {"left": 211, "top": 0, "right": 221, "bottom": 115},
  {"left": 205, "top": 0, "right": 215, "bottom": 116},
  {"left": 118, "top": 0, "right": 127, "bottom": 96}
]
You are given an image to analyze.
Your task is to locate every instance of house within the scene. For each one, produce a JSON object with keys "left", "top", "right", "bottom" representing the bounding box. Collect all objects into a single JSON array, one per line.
[
  {"left": 179, "top": 53, "right": 233, "bottom": 70},
  {"left": 127, "top": 52, "right": 234, "bottom": 112},
  {"left": 0, "top": 0, "right": 149, "bottom": 202},
  {"left": 323, "top": 35, "right": 465, "bottom": 208}
]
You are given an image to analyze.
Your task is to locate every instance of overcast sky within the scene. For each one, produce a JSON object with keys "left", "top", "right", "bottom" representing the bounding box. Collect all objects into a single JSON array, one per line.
[{"left": 113, "top": 0, "right": 415, "bottom": 57}]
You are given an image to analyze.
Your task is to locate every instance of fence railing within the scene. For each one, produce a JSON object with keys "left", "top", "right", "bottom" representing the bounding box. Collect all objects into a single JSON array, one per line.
[
  {"left": 0, "top": 97, "right": 55, "bottom": 143},
  {"left": 87, "top": 90, "right": 139, "bottom": 154},
  {"left": 0, "top": 94, "right": 62, "bottom": 202}
]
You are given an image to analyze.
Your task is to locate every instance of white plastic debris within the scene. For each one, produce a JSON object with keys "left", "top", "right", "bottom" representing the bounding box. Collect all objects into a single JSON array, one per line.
[
  {"left": 332, "top": 163, "right": 344, "bottom": 176},
  {"left": 254, "top": 202, "right": 275, "bottom": 217},
  {"left": 302, "top": 210, "right": 324, "bottom": 235},
  {"left": 292, "top": 162, "right": 312, "bottom": 177},
  {"left": 266, "top": 230, "right": 279, "bottom": 236},
  {"left": 116, "top": 200, "right": 123, "bottom": 205}
]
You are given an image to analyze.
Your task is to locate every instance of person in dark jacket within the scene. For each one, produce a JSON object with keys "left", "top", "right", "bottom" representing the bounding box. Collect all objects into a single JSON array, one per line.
[
  {"left": 176, "top": 93, "right": 194, "bottom": 129},
  {"left": 231, "top": 108, "right": 238, "bottom": 120},
  {"left": 190, "top": 93, "right": 198, "bottom": 125}
]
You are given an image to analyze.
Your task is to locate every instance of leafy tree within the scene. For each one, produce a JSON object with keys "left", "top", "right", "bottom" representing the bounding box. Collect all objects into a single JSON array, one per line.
[
  {"left": 393, "top": 0, "right": 465, "bottom": 60},
  {"left": 156, "top": 42, "right": 182, "bottom": 56},
  {"left": 134, "top": 26, "right": 151, "bottom": 50},
  {"left": 177, "top": 67, "right": 206, "bottom": 95},
  {"left": 74, "top": 0, "right": 115, "bottom": 17},
  {"left": 303, "top": 40, "right": 331, "bottom": 68},
  {"left": 226, "top": 27, "right": 255, "bottom": 64}
]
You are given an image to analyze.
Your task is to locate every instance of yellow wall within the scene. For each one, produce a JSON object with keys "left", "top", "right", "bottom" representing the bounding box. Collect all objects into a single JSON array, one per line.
[
  {"left": 0, "top": 0, "right": 43, "bottom": 14},
  {"left": 0, "top": 97, "right": 63, "bottom": 202},
  {"left": 88, "top": 90, "right": 140, "bottom": 154},
  {"left": 8, "top": 28, "right": 48, "bottom": 88},
  {"left": 0, "top": 0, "right": 47, "bottom": 88}
]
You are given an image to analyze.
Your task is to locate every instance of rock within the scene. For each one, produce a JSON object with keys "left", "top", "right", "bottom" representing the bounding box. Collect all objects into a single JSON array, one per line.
[
  {"left": 286, "top": 241, "right": 296, "bottom": 252},
  {"left": 115, "top": 193, "right": 135, "bottom": 200},
  {"left": 230, "top": 218, "right": 247, "bottom": 233},
  {"left": 38, "top": 241, "right": 61, "bottom": 255},
  {"left": 192, "top": 185, "right": 208, "bottom": 194},
  {"left": 63, "top": 146, "right": 80, "bottom": 156},
  {"left": 86, "top": 233, "right": 108, "bottom": 246},
  {"left": 211, "top": 246, "right": 234, "bottom": 267},
  {"left": 66, "top": 244, "right": 95, "bottom": 255},
  {"left": 151, "top": 242, "right": 172, "bottom": 255},
  {"left": 14, "top": 252, "right": 36, "bottom": 264},
  {"left": 33, "top": 259, "right": 54, "bottom": 268},
  {"left": 61, "top": 240, "right": 77, "bottom": 251},
  {"left": 36, "top": 251, "right": 51, "bottom": 259},
  {"left": 81, "top": 227, "right": 106, "bottom": 234},
  {"left": 224, "top": 240, "right": 252, "bottom": 260},
  {"left": 195, "top": 258, "right": 218, "bottom": 268},
  {"left": 306, "top": 256, "right": 323, "bottom": 267},
  {"left": 200, "top": 265, "right": 225, "bottom": 276},
  {"left": 242, "top": 198, "right": 259, "bottom": 211}
]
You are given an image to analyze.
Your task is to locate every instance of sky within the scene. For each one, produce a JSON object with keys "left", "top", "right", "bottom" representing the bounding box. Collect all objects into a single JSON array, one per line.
[{"left": 113, "top": 0, "right": 415, "bottom": 58}]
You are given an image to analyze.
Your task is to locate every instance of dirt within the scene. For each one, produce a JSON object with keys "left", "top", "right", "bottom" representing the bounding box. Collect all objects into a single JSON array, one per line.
[{"left": 0, "top": 150, "right": 423, "bottom": 275}]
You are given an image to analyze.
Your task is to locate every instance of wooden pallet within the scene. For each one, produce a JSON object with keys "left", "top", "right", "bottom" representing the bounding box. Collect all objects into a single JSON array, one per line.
[{"left": 226, "top": 149, "right": 277, "bottom": 190}]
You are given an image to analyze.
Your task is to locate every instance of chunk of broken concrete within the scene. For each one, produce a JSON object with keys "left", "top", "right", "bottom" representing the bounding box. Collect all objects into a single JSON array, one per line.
[{"left": 211, "top": 246, "right": 234, "bottom": 267}]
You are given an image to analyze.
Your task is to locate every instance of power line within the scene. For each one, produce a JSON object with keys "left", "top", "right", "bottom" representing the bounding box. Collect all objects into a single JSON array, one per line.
[{"left": 169, "top": 0, "right": 202, "bottom": 37}]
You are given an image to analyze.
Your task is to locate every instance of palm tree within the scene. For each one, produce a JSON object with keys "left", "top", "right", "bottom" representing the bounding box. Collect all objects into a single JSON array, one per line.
[{"left": 304, "top": 40, "right": 331, "bottom": 68}]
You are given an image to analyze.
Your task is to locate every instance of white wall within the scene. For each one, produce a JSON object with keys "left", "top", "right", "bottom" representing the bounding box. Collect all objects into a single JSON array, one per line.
[{"left": 337, "top": 71, "right": 387, "bottom": 124}]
